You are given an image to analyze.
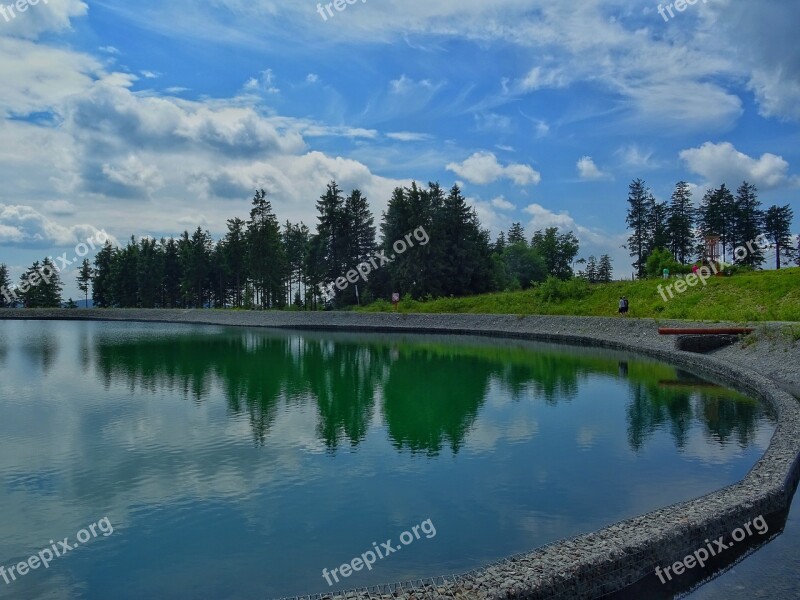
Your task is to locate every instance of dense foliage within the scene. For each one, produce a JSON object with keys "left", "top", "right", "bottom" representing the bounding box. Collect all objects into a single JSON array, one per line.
[{"left": 627, "top": 179, "right": 797, "bottom": 278}]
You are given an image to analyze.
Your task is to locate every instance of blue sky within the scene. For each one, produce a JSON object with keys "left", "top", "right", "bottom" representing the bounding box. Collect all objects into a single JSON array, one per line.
[{"left": 1, "top": 0, "right": 799, "bottom": 296}]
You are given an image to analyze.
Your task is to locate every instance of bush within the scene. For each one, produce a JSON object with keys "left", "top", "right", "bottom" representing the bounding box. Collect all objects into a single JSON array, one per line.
[{"left": 534, "top": 276, "right": 590, "bottom": 302}]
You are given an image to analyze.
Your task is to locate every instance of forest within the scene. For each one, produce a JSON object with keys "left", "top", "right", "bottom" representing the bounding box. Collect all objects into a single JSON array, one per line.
[{"left": 0, "top": 178, "right": 796, "bottom": 310}]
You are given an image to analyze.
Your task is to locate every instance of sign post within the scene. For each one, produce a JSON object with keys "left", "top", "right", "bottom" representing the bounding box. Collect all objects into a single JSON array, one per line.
[{"left": 391, "top": 292, "right": 400, "bottom": 311}]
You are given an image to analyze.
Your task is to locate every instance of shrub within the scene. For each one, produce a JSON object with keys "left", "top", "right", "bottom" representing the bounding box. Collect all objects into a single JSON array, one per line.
[{"left": 535, "top": 276, "right": 590, "bottom": 302}]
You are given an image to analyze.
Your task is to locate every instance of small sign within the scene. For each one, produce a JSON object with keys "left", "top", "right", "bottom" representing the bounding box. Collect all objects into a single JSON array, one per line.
[{"left": 391, "top": 293, "right": 400, "bottom": 310}]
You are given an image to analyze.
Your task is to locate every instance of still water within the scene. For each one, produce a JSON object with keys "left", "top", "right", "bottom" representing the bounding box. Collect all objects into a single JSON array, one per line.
[{"left": 0, "top": 320, "right": 776, "bottom": 599}]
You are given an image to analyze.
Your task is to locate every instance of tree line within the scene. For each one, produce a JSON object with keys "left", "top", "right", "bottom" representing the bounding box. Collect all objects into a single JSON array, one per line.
[
  {"left": 0, "top": 181, "right": 588, "bottom": 309},
  {"left": 626, "top": 179, "right": 798, "bottom": 278}
]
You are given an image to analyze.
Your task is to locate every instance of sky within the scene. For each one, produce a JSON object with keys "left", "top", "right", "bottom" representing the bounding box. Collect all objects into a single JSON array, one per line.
[{"left": 0, "top": 0, "right": 798, "bottom": 297}]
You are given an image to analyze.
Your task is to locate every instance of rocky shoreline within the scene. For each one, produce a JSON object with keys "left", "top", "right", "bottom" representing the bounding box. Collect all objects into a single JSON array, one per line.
[{"left": 1, "top": 309, "right": 799, "bottom": 600}]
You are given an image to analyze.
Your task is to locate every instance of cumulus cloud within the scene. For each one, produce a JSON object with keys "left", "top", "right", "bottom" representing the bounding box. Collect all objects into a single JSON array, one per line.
[
  {"left": 0, "top": 0, "right": 87, "bottom": 40},
  {"left": 679, "top": 142, "right": 797, "bottom": 190},
  {"left": 43, "top": 200, "right": 76, "bottom": 216},
  {"left": 523, "top": 203, "right": 629, "bottom": 271},
  {"left": 702, "top": 1, "right": 800, "bottom": 121},
  {"left": 101, "top": 155, "right": 165, "bottom": 196},
  {"left": 446, "top": 152, "right": 541, "bottom": 186},
  {"left": 0, "top": 203, "right": 104, "bottom": 248},
  {"left": 576, "top": 156, "right": 610, "bottom": 181},
  {"left": 491, "top": 196, "right": 515, "bottom": 211}
]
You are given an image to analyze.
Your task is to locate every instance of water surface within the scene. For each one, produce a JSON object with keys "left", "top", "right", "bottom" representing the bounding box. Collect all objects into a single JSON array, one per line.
[{"left": 0, "top": 320, "right": 776, "bottom": 599}]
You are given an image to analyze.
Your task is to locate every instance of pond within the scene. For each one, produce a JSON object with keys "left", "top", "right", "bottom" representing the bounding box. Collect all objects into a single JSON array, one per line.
[{"left": 0, "top": 320, "right": 777, "bottom": 599}]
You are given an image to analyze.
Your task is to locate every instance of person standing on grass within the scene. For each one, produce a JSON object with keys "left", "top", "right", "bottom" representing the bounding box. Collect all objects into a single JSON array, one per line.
[
  {"left": 623, "top": 296, "right": 629, "bottom": 315},
  {"left": 619, "top": 297, "right": 625, "bottom": 315}
]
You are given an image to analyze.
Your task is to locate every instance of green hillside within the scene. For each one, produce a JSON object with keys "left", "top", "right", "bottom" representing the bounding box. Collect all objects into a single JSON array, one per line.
[{"left": 358, "top": 268, "right": 800, "bottom": 322}]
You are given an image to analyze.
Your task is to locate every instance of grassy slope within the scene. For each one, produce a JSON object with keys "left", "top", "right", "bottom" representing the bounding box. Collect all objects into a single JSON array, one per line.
[{"left": 358, "top": 267, "right": 800, "bottom": 322}]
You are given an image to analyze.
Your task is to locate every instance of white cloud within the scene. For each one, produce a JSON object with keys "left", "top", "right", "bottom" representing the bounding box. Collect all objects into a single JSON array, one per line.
[
  {"left": 446, "top": 151, "right": 541, "bottom": 186},
  {"left": 523, "top": 203, "right": 629, "bottom": 272},
  {"left": 0, "top": 203, "right": 104, "bottom": 248},
  {"left": 243, "top": 69, "right": 279, "bottom": 94},
  {"left": 679, "top": 142, "right": 796, "bottom": 190},
  {"left": 519, "top": 66, "right": 568, "bottom": 91},
  {"left": 473, "top": 112, "right": 512, "bottom": 132},
  {"left": 0, "top": 0, "right": 87, "bottom": 40},
  {"left": 491, "top": 196, "right": 515, "bottom": 211},
  {"left": 614, "top": 145, "right": 658, "bottom": 170},
  {"left": 101, "top": 155, "right": 165, "bottom": 196},
  {"left": 43, "top": 200, "right": 76, "bottom": 216},
  {"left": 303, "top": 125, "right": 378, "bottom": 139},
  {"left": 576, "top": 156, "right": 610, "bottom": 181},
  {"left": 388, "top": 74, "right": 441, "bottom": 95},
  {"left": 385, "top": 132, "right": 432, "bottom": 142},
  {"left": 0, "top": 37, "right": 104, "bottom": 118}
]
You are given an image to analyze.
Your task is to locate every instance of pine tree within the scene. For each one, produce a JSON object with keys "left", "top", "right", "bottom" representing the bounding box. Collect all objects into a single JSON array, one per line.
[
  {"left": 39, "top": 257, "right": 63, "bottom": 307},
  {"left": 77, "top": 259, "right": 93, "bottom": 308},
  {"left": 110, "top": 237, "right": 140, "bottom": 307},
  {"left": 137, "top": 237, "right": 163, "bottom": 308},
  {"left": 764, "top": 205, "right": 796, "bottom": 269},
  {"left": 797, "top": 236, "right": 800, "bottom": 267},
  {"left": 342, "top": 189, "right": 376, "bottom": 305},
  {"left": 247, "top": 190, "right": 286, "bottom": 308},
  {"left": 494, "top": 231, "right": 506, "bottom": 254},
  {"left": 647, "top": 198, "right": 670, "bottom": 256},
  {"left": 0, "top": 263, "right": 11, "bottom": 307},
  {"left": 626, "top": 179, "right": 653, "bottom": 279},
  {"left": 442, "top": 185, "right": 495, "bottom": 296},
  {"left": 161, "top": 237, "right": 182, "bottom": 308},
  {"left": 597, "top": 255, "right": 613, "bottom": 283},
  {"left": 507, "top": 222, "right": 526, "bottom": 246},
  {"left": 585, "top": 256, "right": 598, "bottom": 283},
  {"left": 224, "top": 218, "right": 247, "bottom": 308},
  {"left": 379, "top": 186, "right": 417, "bottom": 297},
  {"left": 19, "top": 258, "right": 62, "bottom": 308},
  {"left": 316, "top": 182, "right": 348, "bottom": 287},
  {"left": 667, "top": 181, "right": 695, "bottom": 264},
  {"left": 697, "top": 185, "right": 735, "bottom": 262},
  {"left": 731, "top": 181, "right": 764, "bottom": 267},
  {"left": 283, "top": 221, "right": 310, "bottom": 308},
  {"left": 92, "top": 241, "right": 115, "bottom": 308}
]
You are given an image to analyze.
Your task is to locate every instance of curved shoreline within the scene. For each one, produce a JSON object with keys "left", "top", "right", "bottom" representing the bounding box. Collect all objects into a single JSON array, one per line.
[{"left": 2, "top": 309, "right": 799, "bottom": 599}]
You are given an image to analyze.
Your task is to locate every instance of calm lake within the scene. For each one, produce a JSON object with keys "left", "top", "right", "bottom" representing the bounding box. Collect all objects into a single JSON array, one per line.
[{"left": 0, "top": 320, "right": 776, "bottom": 599}]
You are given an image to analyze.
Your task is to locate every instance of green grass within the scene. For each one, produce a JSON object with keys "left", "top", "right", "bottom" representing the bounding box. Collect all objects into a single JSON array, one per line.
[{"left": 357, "top": 267, "right": 800, "bottom": 322}]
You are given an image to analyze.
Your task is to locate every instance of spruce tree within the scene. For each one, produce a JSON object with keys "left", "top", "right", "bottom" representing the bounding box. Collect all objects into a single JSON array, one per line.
[
  {"left": 585, "top": 256, "right": 598, "bottom": 283},
  {"left": 224, "top": 218, "right": 247, "bottom": 308},
  {"left": 597, "top": 255, "right": 613, "bottom": 283},
  {"left": 316, "top": 182, "right": 348, "bottom": 288},
  {"left": 696, "top": 185, "right": 735, "bottom": 263},
  {"left": 92, "top": 241, "right": 115, "bottom": 308},
  {"left": 77, "top": 259, "right": 93, "bottom": 308},
  {"left": 507, "top": 222, "right": 526, "bottom": 246},
  {"left": 0, "top": 264, "right": 11, "bottom": 307},
  {"left": 731, "top": 181, "right": 764, "bottom": 267},
  {"left": 667, "top": 181, "right": 695, "bottom": 264},
  {"left": 764, "top": 205, "right": 796, "bottom": 269},
  {"left": 626, "top": 179, "right": 653, "bottom": 279}
]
